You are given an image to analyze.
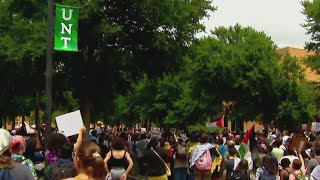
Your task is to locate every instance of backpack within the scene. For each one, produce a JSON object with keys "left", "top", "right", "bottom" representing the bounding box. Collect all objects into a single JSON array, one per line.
[
  {"left": 259, "top": 168, "right": 276, "bottom": 180},
  {"left": 293, "top": 171, "right": 310, "bottom": 180},
  {"left": 51, "top": 162, "right": 75, "bottom": 180},
  {"left": 226, "top": 158, "right": 241, "bottom": 180},
  {"left": 229, "top": 170, "right": 247, "bottom": 180},
  {"left": 195, "top": 149, "right": 212, "bottom": 171}
]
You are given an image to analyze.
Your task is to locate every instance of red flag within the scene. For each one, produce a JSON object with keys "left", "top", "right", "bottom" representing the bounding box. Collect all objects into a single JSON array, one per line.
[
  {"left": 206, "top": 116, "right": 224, "bottom": 129},
  {"left": 216, "top": 116, "right": 224, "bottom": 128},
  {"left": 242, "top": 124, "right": 255, "bottom": 144}
]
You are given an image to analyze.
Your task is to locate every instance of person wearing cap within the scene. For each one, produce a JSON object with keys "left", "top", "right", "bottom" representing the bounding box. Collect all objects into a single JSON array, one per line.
[{"left": 0, "top": 128, "right": 34, "bottom": 180}]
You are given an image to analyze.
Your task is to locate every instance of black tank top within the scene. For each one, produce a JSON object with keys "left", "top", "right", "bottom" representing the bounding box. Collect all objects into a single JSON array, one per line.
[{"left": 107, "top": 150, "right": 128, "bottom": 170}]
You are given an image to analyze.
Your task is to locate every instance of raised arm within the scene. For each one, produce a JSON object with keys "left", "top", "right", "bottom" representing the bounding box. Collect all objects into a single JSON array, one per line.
[
  {"left": 74, "top": 126, "right": 86, "bottom": 151},
  {"left": 297, "top": 149, "right": 306, "bottom": 175}
]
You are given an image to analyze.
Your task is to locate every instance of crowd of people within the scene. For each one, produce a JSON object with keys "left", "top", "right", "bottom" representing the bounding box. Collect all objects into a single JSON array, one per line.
[{"left": 1, "top": 122, "right": 320, "bottom": 180}]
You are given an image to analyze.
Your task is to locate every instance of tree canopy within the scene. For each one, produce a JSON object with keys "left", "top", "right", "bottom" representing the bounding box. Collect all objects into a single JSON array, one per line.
[{"left": 0, "top": 1, "right": 317, "bottom": 130}]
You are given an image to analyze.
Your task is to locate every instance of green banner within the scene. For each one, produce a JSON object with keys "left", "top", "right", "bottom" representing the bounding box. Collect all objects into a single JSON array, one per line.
[{"left": 54, "top": 4, "right": 79, "bottom": 52}]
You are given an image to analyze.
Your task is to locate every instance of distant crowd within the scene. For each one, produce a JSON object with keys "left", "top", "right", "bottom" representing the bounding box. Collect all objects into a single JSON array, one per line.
[{"left": 1, "top": 121, "right": 320, "bottom": 180}]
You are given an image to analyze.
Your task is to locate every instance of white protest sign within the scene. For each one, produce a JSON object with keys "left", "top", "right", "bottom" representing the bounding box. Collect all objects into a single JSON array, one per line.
[
  {"left": 20, "top": 122, "right": 35, "bottom": 134},
  {"left": 141, "top": 128, "right": 146, "bottom": 133},
  {"left": 312, "top": 122, "right": 320, "bottom": 133},
  {"left": 55, "top": 110, "right": 84, "bottom": 137}
]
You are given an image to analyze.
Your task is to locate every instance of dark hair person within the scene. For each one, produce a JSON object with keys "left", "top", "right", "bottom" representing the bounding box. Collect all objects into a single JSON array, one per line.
[
  {"left": 280, "top": 158, "right": 293, "bottom": 180},
  {"left": 46, "top": 133, "right": 68, "bottom": 164},
  {"left": 233, "top": 159, "right": 249, "bottom": 180},
  {"left": 142, "top": 137, "right": 170, "bottom": 180},
  {"left": 256, "top": 154, "right": 278, "bottom": 179},
  {"left": 44, "top": 142, "right": 76, "bottom": 180},
  {"left": 104, "top": 137, "right": 134, "bottom": 180},
  {"left": 0, "top": 129, "right": 34, "bottom": 180},
  {"left": 69, "top": 142, "right": 107, "bottom": 180}
]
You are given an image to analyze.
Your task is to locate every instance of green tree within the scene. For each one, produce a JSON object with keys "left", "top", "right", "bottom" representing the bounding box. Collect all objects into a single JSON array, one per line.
[
  {"left": 53, "top": 0, "right": 215, "bottom": 127},
  {"left": 303, "top": 0, "right": 320, "bottom": 53},
  {"left": 172, "top": 24, "right": 315, "bottom": 128},
  {"left": 0, "top": 0, "right": 47, "bottom": 129}
]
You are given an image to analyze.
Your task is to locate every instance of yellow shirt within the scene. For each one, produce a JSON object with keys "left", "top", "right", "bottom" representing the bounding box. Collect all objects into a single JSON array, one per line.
[{"left": 186, "top": 142, "right": 200, "bottom": 159}]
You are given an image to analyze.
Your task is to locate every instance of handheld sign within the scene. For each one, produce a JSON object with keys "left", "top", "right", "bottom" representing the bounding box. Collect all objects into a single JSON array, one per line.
[
  {"left": 141, "top": 128, "right": 146, "bottom": 133},
  {"left": 55, "top": 110, "right": 84, "bottom": 137},
  {"left": 312, "top": 122, "right": 320, "bottom": 133},
  {"left": 289, "top": 136, "right": 308, "bottom": 151}
]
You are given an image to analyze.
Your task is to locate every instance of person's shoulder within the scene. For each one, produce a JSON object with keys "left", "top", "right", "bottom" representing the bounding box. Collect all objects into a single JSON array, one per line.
[
  {"left": 11, "top": 163, "right": 34, "bottom": 177},
  {"left": 12, "top": 163, "right": 29, "bottom": 171}
]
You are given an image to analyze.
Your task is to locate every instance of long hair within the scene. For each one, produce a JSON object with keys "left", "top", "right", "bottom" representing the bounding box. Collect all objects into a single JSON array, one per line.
[
  {"left": 76, "top": 142, "right": 107, "bottom": 179},
  {"left": 236, "top": 159, "right": 249, "bottom": 172},
  {"left": 0, "top": 150, "right": 13, "bottom": 169},
  {"left": 262, "top": 154, "right": 278, "bottom": 175}
]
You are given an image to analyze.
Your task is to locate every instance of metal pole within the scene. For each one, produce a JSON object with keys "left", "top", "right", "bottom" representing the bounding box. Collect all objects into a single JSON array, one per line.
[{"left": 45, "top": 0, "right": 54, "bottom": 143}]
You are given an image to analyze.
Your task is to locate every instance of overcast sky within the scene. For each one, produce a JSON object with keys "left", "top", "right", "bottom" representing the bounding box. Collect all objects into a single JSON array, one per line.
[{"left": 202, "top": 0, "right": 310, "bottom": 48}]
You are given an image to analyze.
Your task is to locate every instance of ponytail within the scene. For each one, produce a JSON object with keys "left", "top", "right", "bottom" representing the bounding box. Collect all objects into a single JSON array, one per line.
[{"left": 77, "top": 142, "right": 107, "bottom": 179}]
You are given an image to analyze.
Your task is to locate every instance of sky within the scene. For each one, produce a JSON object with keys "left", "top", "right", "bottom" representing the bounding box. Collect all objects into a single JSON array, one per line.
[{"left": 202, "top": 0, "right": 310, "bottom": 48}]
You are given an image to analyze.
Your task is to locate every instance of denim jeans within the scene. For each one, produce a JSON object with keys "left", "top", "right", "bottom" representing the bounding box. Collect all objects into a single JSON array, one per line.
[
  {"left": 189, "top": 167, "right": 195, "bottom": 180},
  {"left": 174, "top": 167, "right": 188, "bottom": 180}
]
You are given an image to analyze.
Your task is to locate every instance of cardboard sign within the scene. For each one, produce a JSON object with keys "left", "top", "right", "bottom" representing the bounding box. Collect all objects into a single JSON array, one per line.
[
  {"left": 289, "top": 136, "right": 308, "bottom": 150},
  {"left": 55, "top": 110, "right": 84, "bottom": 137},
  {"left": 312, "top": 122, "right": 320, "bottom": 133}
]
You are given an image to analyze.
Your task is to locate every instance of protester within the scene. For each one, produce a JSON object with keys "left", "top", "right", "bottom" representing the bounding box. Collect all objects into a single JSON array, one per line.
[
  {"left": 104, "top": 136, "right": 134, "bottom": 180},
  {"left": 272, "top": 139, "right": 284, "bottom": 162},
  {"left": 223, "top": 147, "right": 241, "bottom": 180},
  {"left": 311, "top": 164, "right": 320, "bottom": 180},
  {"left": 289, "top": 150, "right": 308, "bottom": 180},
  {"left": 186, "top": 133, "right": 200, "bottom": 180},
  {"left": 136, "top": 133, "right": 148, "bottom": 177},
  {"left": 307, "top": 144, "right": 320, "bottom": 174},
  {"left": 46, "top": 133, "right": 68, "bottom": 164},
  {"left": 10, "top": 135, "right": 38, "bottom": 179},
  {"left": 44, "top": 142, "right": 76, "bottom": 180},
  {"left": 230, "top": 159, "right": 250, "bottom": 180},
  {"left": 191, "top": 133, "right": 219, "bottom": 180},
  {"left": 173, "top": 138, "right": 188, "bottom": 180},
  {"left": 0, "top": 128, "right": 34, "bottom": 180},
  {"left": 142, "top": 137, "right": 169, "bottom": 180},
  {"left": 280, "top": 148, "right": 299, "bottom": 167},
  {"left": 68, "top": 142, "right": 107, "bottom": 180},
  {"left": 255, "top": 154, "right": 278, "bottom": 180},
  {"left": 280, "top": 158, "right": 293, "bottom": 180}
]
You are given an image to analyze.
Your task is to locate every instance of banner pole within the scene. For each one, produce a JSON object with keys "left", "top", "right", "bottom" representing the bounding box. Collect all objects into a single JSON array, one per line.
[{"left": 45, "top": 0, "right": 54, "bottom": 144}]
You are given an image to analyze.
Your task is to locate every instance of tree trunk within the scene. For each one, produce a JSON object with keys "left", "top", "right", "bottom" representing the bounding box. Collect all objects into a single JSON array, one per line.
[
  {"left": 12, "top": 118, "right": 15, "bottom": 130},
  {"left": 35, "top": 91, "right": 40, "bottom": 131},
  {"left": 80, "top": 96, "right": 91, "bottom": 129},
  {"left": 3, "top": 117, "right": 6, "bottom": 129}
]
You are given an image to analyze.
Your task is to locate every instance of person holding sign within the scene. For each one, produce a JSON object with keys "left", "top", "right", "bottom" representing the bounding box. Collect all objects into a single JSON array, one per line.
[
  {"left": 68, "top": 142, "right": 107, "bottom": 180},
  {"left": 66, "top": 127, "right": 108, "bottom": 180}
]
